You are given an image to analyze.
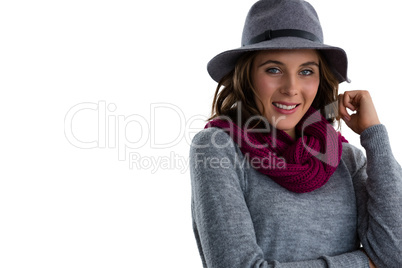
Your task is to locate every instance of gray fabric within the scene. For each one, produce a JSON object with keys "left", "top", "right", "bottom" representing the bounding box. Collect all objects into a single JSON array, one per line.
[
  {"left": 207, "top": 0, "right": 349, "bottom": 83},
  {"left": 190, "top": 124, "right": 402, "bottom": 267}
]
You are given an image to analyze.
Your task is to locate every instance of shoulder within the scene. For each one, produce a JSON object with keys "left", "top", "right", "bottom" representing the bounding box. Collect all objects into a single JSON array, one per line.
[
  {"left": 189, "top": 128, "right": 245, "bottom": 174},
  {"left": 190, "top": 127, "right": 240, "bottom": 158},
  {"left": 191, "top": 127, "right": 235, "bottom": 148},
  {"left": 189, "top": 128, "right": 247, "bottom": 192},
  {"left": 341, "top": 142, "right": 366, "bottom": 177}
]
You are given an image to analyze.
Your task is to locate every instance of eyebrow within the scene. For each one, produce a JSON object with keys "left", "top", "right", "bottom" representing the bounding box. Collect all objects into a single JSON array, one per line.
[
  {"left": 258, "top": 60, "right": 319, "bottom": 68},
  {"left": 300, "top": 61, "right": 320, "bottom": 68}
]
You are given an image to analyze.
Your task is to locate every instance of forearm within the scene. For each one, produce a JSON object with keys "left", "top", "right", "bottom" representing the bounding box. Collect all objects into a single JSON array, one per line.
[{"left": 355, "top": 124, "right": 402, "bottom": 267}]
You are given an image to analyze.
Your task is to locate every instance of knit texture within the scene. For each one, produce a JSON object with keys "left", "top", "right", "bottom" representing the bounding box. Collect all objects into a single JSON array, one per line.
[
  {"left": 205, "top": 107, "right": 346, "bottom": 193},
  {"left": 190, "top": 124, "right": 402, "bottom": 267}
]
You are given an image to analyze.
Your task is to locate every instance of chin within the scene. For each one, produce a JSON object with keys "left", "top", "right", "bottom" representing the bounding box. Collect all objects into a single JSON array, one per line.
[
  {"left": 274, "top": 122, "right": 298, "bottom": 132},
  {"left": 267, "top": 113, "right": 300, "bottom": 128}
]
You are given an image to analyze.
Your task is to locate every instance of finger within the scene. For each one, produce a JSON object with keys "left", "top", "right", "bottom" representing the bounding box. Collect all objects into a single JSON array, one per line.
[
  {"left": 343, "top": 91, "right": 357, "bottom": 111},
  {"left": 338, "top": 94, "right": 351, "bottom": 121}
]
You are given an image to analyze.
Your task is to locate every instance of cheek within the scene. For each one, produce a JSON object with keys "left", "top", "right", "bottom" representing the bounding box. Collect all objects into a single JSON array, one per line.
[
  {"left": 304, "top": 80, "right": 320, "bottom": 103},
  {"left": 254, "top": 77, "right": 278, "bottom": 100}
]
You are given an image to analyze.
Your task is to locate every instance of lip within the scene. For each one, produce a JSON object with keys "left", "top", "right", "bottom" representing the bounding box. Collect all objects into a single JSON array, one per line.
[{"left": 272, "top": 102, "right": 301, "bottom": 115}]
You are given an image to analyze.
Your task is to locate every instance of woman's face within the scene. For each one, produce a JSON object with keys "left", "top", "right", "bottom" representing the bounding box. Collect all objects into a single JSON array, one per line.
[{"left": 252, "top": 49, "right": 320, "bottom": 139}]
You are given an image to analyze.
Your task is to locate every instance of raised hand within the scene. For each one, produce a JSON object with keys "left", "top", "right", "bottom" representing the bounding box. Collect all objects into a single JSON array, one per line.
[{"left": 338, "top": 90, "right": 381, "bottom": 134}]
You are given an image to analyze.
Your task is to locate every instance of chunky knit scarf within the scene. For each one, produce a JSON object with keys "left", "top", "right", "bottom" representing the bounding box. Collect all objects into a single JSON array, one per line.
[{"left": 205, "top": 107, "right": 347, "bottom": 193}]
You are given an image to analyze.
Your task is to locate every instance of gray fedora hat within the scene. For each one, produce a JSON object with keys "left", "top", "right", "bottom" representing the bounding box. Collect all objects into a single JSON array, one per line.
[{"left": 207, "top": 0, "right": 349, "bottom": 83}]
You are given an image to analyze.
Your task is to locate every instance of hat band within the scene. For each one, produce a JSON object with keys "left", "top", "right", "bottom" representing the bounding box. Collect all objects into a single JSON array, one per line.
[{"left": 243, "top": 29, "right": 322, "bottom": 46}]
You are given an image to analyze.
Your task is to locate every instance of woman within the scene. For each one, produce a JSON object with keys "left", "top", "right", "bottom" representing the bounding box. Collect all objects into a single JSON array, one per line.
[{"left": 190, "top": 0, "right": 402, "bottom": 267}]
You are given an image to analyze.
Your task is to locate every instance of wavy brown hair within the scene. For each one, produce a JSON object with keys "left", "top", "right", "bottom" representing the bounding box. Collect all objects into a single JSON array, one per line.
[{"left": 208, "top": 50, "right": 340, "bottom": 128}]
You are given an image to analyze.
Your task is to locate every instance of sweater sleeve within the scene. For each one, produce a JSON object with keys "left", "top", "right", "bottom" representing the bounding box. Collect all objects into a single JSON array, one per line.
[
  {"left": 190, "top": 127, "right": 370, "bottom": 268},
  {"left": 352, "top": 124, "right": 402, "bottom": 268}
]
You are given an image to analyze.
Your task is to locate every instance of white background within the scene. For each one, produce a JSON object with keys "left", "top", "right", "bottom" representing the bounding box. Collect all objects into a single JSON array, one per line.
[{"left": 1, "top": 0, "right": 401, "bottom": 267}]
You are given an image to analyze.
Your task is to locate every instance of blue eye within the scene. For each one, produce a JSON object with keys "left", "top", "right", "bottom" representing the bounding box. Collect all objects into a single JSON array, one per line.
[
  {"left": 300, "top": 69, "right": 313, "bottom": 76},
  {"left": 266, "top": 68, "right": 281, "bottom": 74}
]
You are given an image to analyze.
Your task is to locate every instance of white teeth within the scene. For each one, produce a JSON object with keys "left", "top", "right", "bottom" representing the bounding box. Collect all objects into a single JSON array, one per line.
[{"left": 273, "top": 103, "right": 297, "bottom": 110}]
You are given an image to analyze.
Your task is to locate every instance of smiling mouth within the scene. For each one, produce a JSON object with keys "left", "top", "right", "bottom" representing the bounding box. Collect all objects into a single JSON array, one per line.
[{"left": 272, "top": 102, "right": 300, "bottom": 110}]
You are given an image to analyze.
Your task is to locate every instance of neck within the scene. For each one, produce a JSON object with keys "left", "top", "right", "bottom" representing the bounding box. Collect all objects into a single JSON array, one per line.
[{"left": 284, "top": 128, "right": 296, "bottom": 140}]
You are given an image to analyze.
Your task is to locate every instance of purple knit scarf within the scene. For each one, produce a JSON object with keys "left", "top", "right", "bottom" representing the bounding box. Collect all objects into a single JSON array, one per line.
[{"left": 205, "top": 107, "right": 347, "bottom": 193}]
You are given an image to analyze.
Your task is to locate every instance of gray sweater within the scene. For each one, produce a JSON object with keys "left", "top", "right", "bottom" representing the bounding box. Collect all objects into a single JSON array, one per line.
[{"left": 190, "top": 124, "right": 402, "bottom": 268}]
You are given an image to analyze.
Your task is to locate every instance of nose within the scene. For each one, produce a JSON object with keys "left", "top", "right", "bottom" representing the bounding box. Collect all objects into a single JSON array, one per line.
[{"left": 280, "top": 74, "right": 299, "bottom": 96}]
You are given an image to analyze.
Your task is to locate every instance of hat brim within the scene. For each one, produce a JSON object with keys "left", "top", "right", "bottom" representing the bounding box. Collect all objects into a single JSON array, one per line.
[{"left": 207, "top": 36, "right": 349, "bottom": 83}]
